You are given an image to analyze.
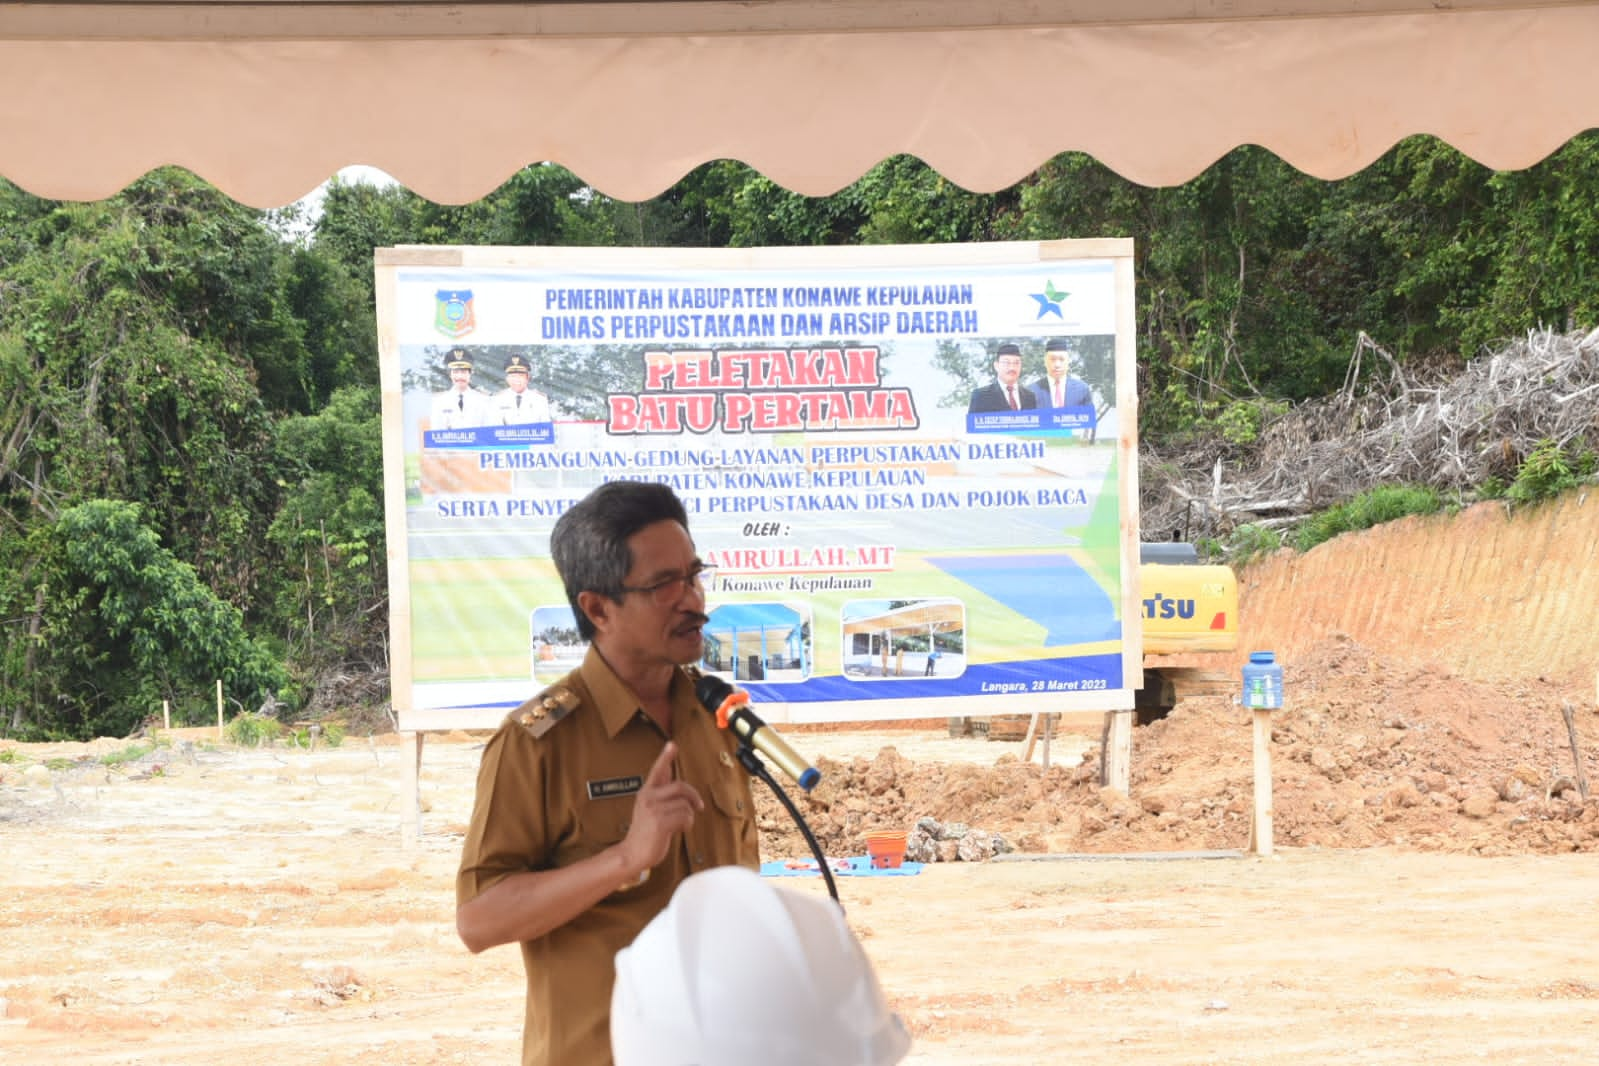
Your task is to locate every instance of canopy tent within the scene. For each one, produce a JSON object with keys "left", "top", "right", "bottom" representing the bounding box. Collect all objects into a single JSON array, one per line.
[
  {"left": 3, "top": 1, "right": 1598, "bottom": 207},
  {"left": 702, "top": 603, "right": 807, "bottom": 682},
  {"left": 842, "top": 601, "right": 965, "bottom": 657},
  {"left": 841, "top": 601, "right": 964, "bottom": 678}
]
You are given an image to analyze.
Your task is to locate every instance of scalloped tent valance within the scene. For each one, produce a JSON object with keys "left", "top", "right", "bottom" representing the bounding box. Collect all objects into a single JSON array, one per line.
[{"left": 2, "top": 1, "right": 1598, "bottom": 207}]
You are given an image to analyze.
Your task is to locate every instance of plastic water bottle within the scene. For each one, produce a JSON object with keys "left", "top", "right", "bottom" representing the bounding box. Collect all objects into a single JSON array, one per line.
[{"left": 1241, "top": 651, "right": 1283, "bottom": 709}]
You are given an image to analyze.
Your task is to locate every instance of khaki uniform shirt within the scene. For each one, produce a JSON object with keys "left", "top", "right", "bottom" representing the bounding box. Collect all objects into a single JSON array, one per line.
[{"left": 457, "top": 647, "right": 760, "bottom": 1066}]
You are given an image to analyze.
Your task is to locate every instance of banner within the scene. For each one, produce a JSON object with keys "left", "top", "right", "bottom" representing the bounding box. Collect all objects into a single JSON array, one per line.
[{"left": 377, "top": 241, "right": 1140, "bottom": 728}]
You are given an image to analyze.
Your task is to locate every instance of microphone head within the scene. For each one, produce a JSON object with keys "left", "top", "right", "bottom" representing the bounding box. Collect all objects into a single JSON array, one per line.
[{"left": 694, "top": 673, "right": 735, "bottom": 712}]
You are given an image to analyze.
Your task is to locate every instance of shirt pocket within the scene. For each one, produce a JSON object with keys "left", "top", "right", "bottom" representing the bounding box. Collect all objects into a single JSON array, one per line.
[
  {"left": 705, "top": 776, "right": 758, "bottom": 863},
  {"left": 707, "top": 775, "right": 752, "bottom": 821},
  {"left": 557, "top": 799, "right": 632, "bottom": 867},
  {"left": 585, "top": 801, "right": 632, "bottom": 845}
]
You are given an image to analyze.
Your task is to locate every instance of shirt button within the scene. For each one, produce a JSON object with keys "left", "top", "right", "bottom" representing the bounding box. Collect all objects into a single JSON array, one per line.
[{"left": 695, "top": 854, "right": 705, "bottom": 865}]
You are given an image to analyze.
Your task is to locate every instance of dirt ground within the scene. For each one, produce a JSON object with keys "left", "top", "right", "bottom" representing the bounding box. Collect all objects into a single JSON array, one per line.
[
  {"left": 4, "top": 683, "right": 1597, "bottom": 1065},
  {"left": 5, "top": 498, "right": 1599, "bottom": 1063}
]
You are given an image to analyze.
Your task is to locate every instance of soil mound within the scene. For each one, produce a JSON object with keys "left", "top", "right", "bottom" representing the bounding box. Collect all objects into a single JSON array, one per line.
[{"left": 758, "top": 635, "right": 1599, "bottom": 860}]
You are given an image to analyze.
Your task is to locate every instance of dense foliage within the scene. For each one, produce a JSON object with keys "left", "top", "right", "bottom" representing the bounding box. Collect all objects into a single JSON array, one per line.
[{"left": 3, "top": 133, "right": 1598, "bottom": 738}]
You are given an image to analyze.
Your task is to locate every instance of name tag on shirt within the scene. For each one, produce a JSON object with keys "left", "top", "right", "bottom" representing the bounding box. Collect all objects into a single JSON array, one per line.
[{"left": 587, "top": 775, "right": 644, "bottom": 800}]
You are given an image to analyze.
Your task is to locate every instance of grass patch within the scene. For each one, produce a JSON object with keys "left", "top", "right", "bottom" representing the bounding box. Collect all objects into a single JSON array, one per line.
[
  {"left": 289, "top": 722, "right": 345, "bottom": 749},
  {"left": 1220, "top": 523, "right": 1283, "bottom": 566},
  {"left": 99, "top": 742, "right": 155, "bottom": 767},
  {"left": 225, "top": 713, "right": 283, "bottom": 747},
  {"left": 1507, "top": 438, "right": 1590, "bottom": 506},
  {"left": 1293, "top": 485, "right": 1446, "bottom": 553}
]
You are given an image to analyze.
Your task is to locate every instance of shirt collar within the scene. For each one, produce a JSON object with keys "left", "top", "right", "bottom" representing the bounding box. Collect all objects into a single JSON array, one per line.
[{"left": 578, "top": 645, "right": 699, "bottom": 739}]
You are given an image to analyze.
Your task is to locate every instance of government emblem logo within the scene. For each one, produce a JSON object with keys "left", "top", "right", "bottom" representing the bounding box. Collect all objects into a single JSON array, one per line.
[{"left": 435, "top": 289, "right": 476, "bottom": 338}]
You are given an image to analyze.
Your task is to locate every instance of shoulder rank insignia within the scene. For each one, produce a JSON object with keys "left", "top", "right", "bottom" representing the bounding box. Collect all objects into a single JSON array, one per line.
[{"left": 511, "top": 685, "right": 580, "bottom": 739}]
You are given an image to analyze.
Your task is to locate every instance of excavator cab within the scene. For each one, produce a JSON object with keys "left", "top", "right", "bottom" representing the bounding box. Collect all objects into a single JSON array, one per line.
[{"left": 1136, "top": 542, "right": 1239, "bottom": 724}]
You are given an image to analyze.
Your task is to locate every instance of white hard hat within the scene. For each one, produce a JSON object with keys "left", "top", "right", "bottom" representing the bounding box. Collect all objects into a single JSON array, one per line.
[{"left": 611, "top": 866, "right": 912, "bottom": 1066}]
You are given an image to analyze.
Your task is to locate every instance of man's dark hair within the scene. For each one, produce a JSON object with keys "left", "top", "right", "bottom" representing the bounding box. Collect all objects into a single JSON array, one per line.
[{"left": 550, "top": 482, "right": 690, "bottom": 640}]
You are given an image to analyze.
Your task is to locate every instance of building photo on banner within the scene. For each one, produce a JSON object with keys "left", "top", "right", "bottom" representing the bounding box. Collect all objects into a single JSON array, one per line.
[{"left": 376, "top": 240, "right": 1140, "bottom": 732}]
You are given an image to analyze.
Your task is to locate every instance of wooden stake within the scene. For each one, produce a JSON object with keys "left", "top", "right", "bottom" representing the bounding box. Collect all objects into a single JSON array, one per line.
[
  {"left": 1560, "top": 700, "right": 1590, "bottom": 801},
  {"left": 1097, "top": 713, "right": 1111, "bottom": 785},
  {"left": 1040, "top": 712, "right": 1054, "bottom": 771},
  {"left": 1103, "top": 710, "right": 1132, "bottom": 793},
  {"left": 1251, "top": 708, "right": 1274, "bottom": 855},
  {"left": 400, "top": 731, "right": 425, "bottom": 849},
  {"left": 1022, "top": 714, "right": 1041, "bottom": 761},
  {"left": 162, "top": 699, "right": 170, "bottom": 730},
  {"left": 216, "top": 679, "right": 223, "bottom": 741}
]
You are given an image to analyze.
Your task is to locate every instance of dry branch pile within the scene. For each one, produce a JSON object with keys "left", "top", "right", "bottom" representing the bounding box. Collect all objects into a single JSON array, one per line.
[{"left": 1141, "top": 327, "right": 1599, "bottom": 541}]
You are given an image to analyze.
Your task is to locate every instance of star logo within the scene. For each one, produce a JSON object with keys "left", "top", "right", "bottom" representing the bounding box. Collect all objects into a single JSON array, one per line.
[{"left": 1031, "top": 280, "right": 1068, "bottom": 319}]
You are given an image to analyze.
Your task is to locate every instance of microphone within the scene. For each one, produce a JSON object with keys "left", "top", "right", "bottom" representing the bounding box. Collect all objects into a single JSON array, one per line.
[{"left": 694, "top": 675, "right": 821, "bottom": 792}]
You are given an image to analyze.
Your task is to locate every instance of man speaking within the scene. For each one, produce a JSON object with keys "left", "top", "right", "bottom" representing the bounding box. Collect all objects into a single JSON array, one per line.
[{"left": 455, "top": 482, "right": 759, "bottom": 1066}]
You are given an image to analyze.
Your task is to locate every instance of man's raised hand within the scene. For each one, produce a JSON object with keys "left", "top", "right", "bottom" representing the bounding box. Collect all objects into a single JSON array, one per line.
[{"left": 620, "top": 742, "right": 704, "bottom": 876}]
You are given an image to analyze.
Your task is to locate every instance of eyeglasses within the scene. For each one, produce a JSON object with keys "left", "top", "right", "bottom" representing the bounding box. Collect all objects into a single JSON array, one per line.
[{"left": 619, "top": 564, "right": 716, "bottom": 605}]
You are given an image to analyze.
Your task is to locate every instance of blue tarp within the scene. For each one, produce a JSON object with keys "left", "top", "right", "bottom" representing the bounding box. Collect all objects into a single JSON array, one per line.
[{"left": 760, "top": 857, "right": 924, "bottom": 878}]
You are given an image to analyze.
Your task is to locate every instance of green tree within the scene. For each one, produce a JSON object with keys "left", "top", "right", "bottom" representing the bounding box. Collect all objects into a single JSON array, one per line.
[
  {"left": 0, "top": 174, "right": 286, "bottom": 604},
  {"left": 711, "top": 156, "right": 1016, "bottom": 248},
  {"left": 266, "top": 386, "right": 387, "bottom": 684},
  {"left": 25, "top": 500, "right": 285, "bottom": 739},
  {"left": 1442, "top": 134, "right": 1599, "bottom": 355},
  {"left": 0, "top": 170, "right": 378, "bottom": 736}
]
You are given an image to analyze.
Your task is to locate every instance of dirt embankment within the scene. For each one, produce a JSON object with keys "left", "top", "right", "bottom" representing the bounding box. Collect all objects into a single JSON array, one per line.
[
  {"left": 760, "top": 497, "right": 1599, "bottom": 860},
  {"left": 1225, "top": 493, "right": 1599, "bottom": 691}
]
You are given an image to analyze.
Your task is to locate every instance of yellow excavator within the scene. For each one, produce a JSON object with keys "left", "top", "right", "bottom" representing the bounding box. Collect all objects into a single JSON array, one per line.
[{"left": 1136, "top": 542, "right": 1239, "bottom": 724}]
